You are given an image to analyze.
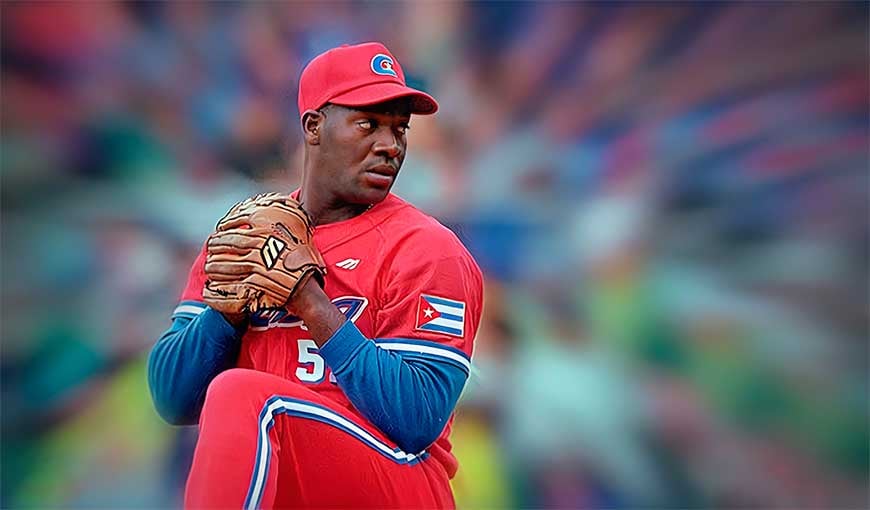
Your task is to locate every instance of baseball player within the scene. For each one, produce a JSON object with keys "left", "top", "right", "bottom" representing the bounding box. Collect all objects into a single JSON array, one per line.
[{"left": 147, "top": 42, "right": 483, "bottom": 509}]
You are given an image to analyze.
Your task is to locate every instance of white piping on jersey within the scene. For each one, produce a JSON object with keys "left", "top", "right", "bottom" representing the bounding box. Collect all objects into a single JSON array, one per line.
[
  {"left": 173, "top": 304, "right": 206, "bottom": 316},
  {"left": 249, "top": 319, "right": 305, "bottom": 332},
  {"left": 376, "top": 342, "right": 471, "bottom": 372}
]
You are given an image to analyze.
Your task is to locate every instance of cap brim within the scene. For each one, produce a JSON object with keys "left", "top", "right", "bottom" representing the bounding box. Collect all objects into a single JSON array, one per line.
[{"left": 328, "top": 82, "right": 438, "bottom": 115}]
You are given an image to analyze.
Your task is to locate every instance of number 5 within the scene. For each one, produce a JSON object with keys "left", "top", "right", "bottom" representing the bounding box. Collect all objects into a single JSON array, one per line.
[
  {"left": 296, "top": 339, "right": 324, "bottom": 383},
  {"left": 296, "top": 339, "right": 338, "bottom": 384}
]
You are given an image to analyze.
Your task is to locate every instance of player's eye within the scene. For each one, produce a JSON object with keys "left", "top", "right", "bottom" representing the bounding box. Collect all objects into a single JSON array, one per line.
[
  {"left": 396, "top": 123, "right": 410, "bottom": 135},
  {"left": 356, "top": 120, "right": 374, "bottom": 130}
]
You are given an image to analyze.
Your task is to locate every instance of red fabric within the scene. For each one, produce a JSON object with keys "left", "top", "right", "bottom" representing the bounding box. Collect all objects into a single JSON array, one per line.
[
  {"left": 180, "top": 193, "right": 483, "bottom": 500},
  {"left": 185, "top": 369, "right": 454, "bottom": 509},
  {"left": 297, "top": 42, "right": 438, "bottom": 116}
]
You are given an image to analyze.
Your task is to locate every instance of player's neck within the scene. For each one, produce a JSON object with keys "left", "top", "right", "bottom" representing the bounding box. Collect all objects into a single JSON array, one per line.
[{"left": 298, "top": 187, "right": 371, "bottom": 226}]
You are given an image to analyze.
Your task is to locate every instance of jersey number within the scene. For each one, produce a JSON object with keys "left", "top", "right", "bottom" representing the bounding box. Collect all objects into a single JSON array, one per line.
[{"left": 295, "top": 339, "right": 336, "bottom": 384}]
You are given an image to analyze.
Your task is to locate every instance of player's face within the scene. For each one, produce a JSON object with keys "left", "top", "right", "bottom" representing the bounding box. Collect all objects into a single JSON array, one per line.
[{"left": 316, "top": 99, "right": 411, "bottom": 206}]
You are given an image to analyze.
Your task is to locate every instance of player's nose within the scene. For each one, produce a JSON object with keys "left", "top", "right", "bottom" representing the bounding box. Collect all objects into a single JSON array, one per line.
[{"left": 372, "top": 129, "right": 401, "bottom": 159}]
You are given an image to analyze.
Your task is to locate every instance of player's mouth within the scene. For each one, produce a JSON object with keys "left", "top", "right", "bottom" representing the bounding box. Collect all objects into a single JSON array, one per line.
[{"left": 363, "top": 164, "right": 398, "bottom": 188}]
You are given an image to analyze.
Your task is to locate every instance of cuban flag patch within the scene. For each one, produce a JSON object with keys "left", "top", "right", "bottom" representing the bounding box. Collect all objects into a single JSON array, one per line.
[{"left": 416, "top": 294, "right": 466, "bottom": 338}]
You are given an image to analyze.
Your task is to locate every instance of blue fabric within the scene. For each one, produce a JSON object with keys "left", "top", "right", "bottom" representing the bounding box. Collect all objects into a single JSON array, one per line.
[
  {"left": 147, "top": 306, "right": 243, "bottom": 425},
  {"left": 320, "top": 320, "right": 469, "bottom": 453}
]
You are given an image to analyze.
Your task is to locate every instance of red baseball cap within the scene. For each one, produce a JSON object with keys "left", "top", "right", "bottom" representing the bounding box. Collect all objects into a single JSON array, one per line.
[{"left": 297, "top": 42, "right": 438, "bottom": 117}]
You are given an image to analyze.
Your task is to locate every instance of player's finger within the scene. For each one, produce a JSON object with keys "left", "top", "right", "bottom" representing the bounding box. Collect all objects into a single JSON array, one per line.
[
  {"left": 204, "top": 261, "right": 259, "bottom": 277},
  {"left": 216, "top": 214, "right": 254, "bottom": 232},
  {"left": 203, "top": 285, "right": 252, "bottom": 315},
  {"left": 207, "top": 233, "right": 265, "bottom": 251},
  {"left": 205, "top": 271, "right": 252, "bottom": 282},
  {"left": 211, "top": 225, "right": 272, "bottom": 239},
  {"left": 204, "top": 281, "right": 247, "bottom": 295},
  {"left": 206, "top": 250, "right": 261, "bottom": 264}
]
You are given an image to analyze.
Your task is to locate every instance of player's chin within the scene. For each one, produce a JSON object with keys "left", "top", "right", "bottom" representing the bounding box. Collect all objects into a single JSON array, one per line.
[
  {"left": 359, "top": 188, "right": 390, "bottom": 207},
  {"left": 357, "top": 175, "right": 395, "bottom": 200},
  {"left": 361, "top": 170, "right": 396, "bottom": 191}
]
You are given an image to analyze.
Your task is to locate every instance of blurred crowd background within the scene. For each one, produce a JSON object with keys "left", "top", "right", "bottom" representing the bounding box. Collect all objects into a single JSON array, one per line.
[{"left": 1, "top": 1, "right": 867, "bottom": 508}]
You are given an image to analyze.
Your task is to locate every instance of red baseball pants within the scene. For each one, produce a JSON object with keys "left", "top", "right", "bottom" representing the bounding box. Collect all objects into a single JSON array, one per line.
[{"left": 184, "top": 368, "right": 455, "bottom": 509}]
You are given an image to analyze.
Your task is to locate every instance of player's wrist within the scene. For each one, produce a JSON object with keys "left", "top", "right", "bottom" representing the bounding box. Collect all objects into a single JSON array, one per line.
[
  {"left": 286, "top": 276, "right": 329, "bottom": 316},
  {"left": 286, "top": 277, "right": 345, "bottom": 345}
]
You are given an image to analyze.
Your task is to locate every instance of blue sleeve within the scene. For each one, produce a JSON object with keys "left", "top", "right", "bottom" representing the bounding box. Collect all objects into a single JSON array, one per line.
[
  {"left": 319, "top": 320, "right": 469, "bottom": 454},
  {"left": 147, "top": 301, "right": 244, "bottom": 426}
]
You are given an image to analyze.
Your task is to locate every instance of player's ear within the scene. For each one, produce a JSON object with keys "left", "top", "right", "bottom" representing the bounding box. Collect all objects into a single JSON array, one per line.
[{"left": 301, "top": 110, "right": 323, "bottom": 145}]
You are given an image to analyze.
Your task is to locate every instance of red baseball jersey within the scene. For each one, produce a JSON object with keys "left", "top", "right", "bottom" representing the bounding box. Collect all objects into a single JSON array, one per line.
[{"left": 179, "top": 193, "right": 484, "bottom": 477}]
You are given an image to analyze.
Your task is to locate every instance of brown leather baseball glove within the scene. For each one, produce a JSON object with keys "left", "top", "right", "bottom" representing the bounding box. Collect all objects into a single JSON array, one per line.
[{"left": 202, "top": 192, "right": 326, "bottom": 315}]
